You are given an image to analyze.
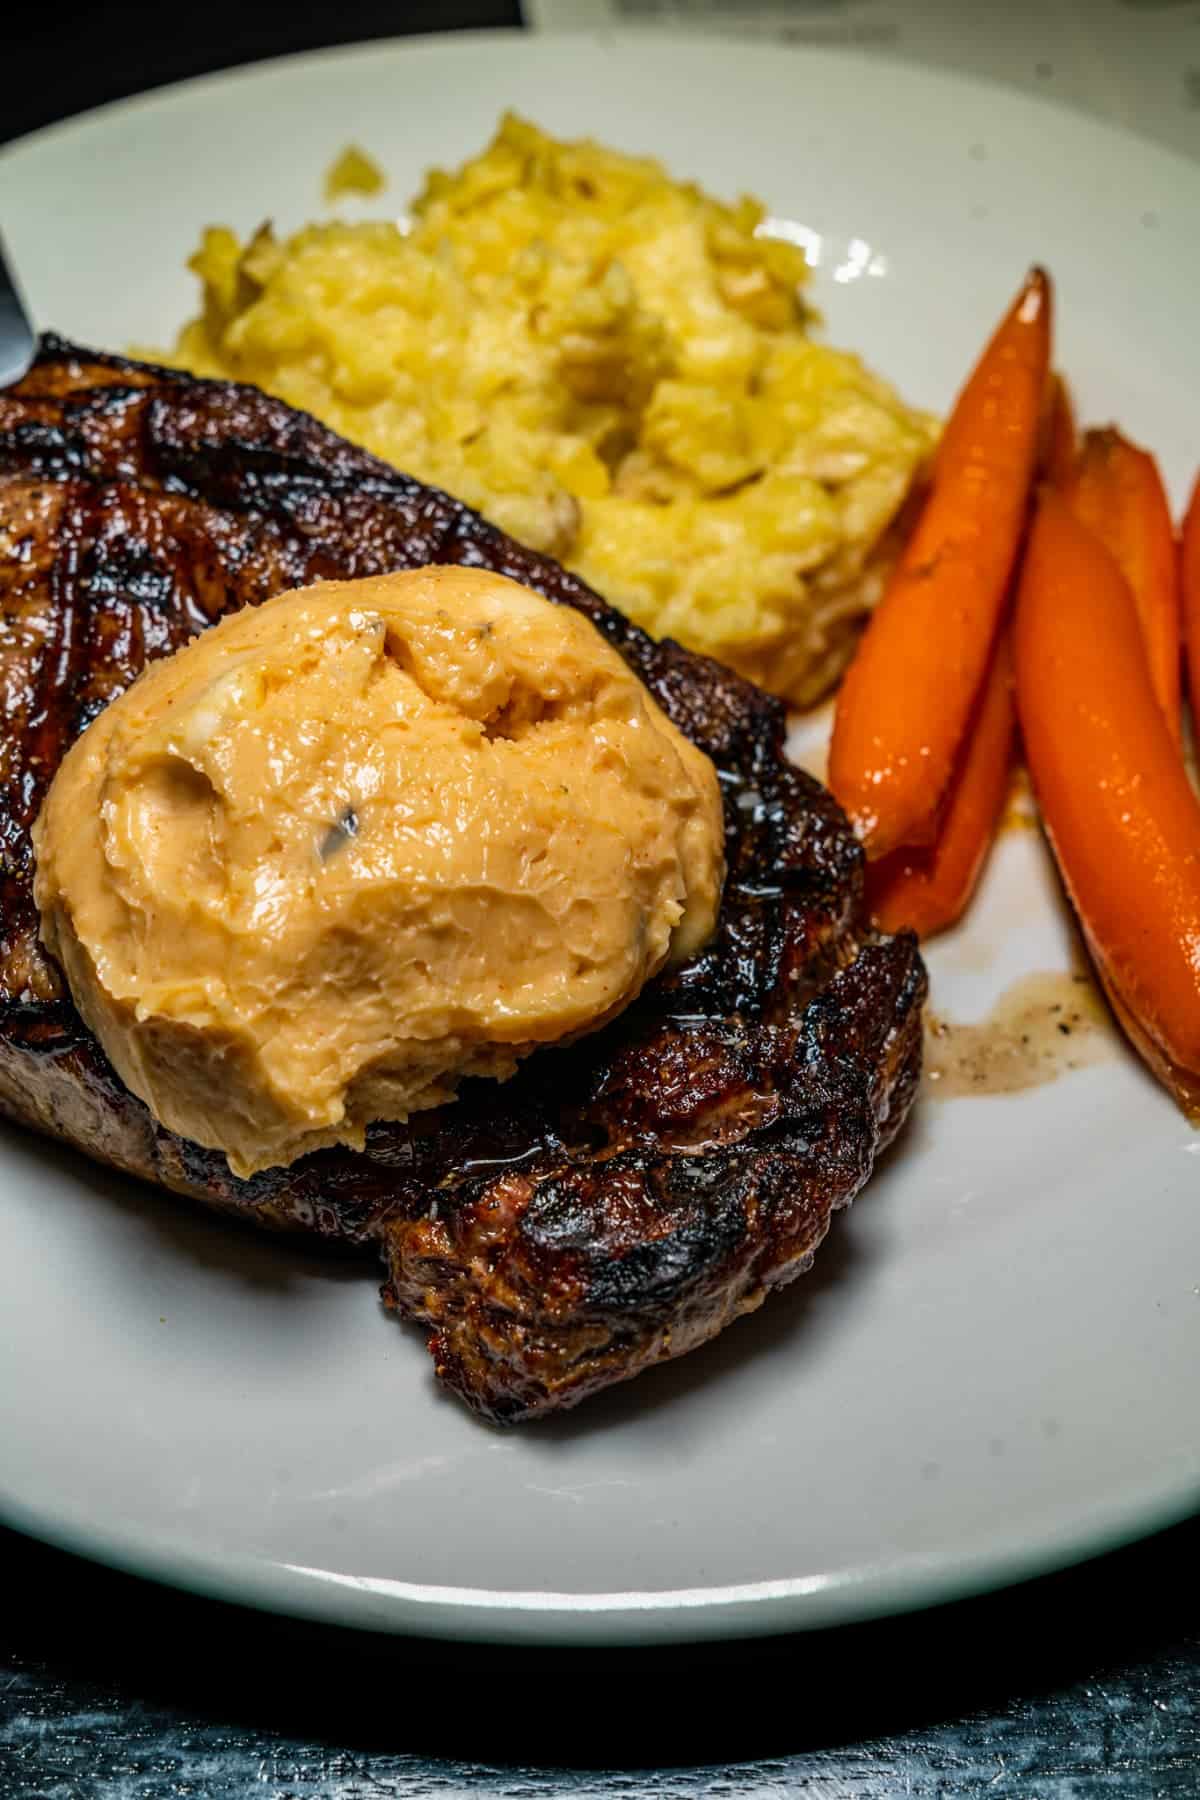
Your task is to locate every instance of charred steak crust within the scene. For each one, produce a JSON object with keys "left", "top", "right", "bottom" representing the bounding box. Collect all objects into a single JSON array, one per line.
[{"left": 0, "top": 336, "right": 925, "bottom": 1422}]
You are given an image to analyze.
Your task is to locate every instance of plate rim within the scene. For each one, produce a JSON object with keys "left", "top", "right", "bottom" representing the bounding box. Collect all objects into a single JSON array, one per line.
[
  {"left": 5, "top": 1455, "right": 1199, "bottom": 1645},
  {"left": 2, "top": 25, "right": 1199, "bottom": 1645},
  {"left": 4, "top": 23, "right": 1200, "bottom": 181}
]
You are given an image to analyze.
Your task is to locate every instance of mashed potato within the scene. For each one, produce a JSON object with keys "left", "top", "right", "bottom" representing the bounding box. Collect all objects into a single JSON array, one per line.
[
  {"left": 169, "top": 114, "right": 935, "bottom": 708},
  {"left": 34, "top": 568, "right": 723, "bottom": 1177}
]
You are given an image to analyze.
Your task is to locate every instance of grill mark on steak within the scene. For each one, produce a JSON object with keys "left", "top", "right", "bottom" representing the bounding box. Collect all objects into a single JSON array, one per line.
[{"left": 0, "top": 335, "right": 926, "bottom": 1422}]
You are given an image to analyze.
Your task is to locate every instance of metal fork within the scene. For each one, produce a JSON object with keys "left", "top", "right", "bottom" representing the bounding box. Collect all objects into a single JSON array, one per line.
[{"left": 0, "top": 233, "right": 36, "bottom": 387}]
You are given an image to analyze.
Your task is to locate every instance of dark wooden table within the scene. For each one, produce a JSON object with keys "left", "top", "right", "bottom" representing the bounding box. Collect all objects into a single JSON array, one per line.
[{"left": 2, "top": 7, "right": 1198, "bottom": 1794}]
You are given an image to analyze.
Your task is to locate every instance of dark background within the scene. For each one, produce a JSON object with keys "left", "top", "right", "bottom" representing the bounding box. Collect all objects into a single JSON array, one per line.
[
  {"left": 5, "top": 0, "right": 521, "bottom": 144},
  {"left": 4, "top": 1516, "right": 1200, "bottom": 1795},
  {"left": 2, "top": 4, "right": 1198, "bottom": 1794}
]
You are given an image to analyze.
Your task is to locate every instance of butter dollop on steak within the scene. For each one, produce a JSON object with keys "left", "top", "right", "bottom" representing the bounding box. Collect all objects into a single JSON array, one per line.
[{"left": 0, "top": 338, "right": 925, "bottom": 1422}]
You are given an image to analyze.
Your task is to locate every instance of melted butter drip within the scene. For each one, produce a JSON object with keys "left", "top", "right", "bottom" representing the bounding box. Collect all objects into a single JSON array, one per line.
[
  {"left": 998, "top": 766, "right": 1037, "bottom": 835},
  {"left": 925, "top": 970, "right": 1117, "bottom": 1100}
]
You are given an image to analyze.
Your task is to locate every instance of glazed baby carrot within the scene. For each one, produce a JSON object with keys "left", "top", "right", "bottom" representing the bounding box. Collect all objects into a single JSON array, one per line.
[
  {"left": 1181, "top": 474, "right": 1200, "bottom": 721},
  {"left": 1062, "top": 428, "right": 1180, "bottom": 743},
  {"left": 829, "top": 268, "right": 1050, "bottom": 859},
  {"left": 1042, "top": 373, "right": 1076, "bottom": 486},
  {"left": 1015, "top": 491, "right": 1200, "bottom": 1113},
  {"left": 866, "top": 639, "right": 1015, "bottom": 940}
]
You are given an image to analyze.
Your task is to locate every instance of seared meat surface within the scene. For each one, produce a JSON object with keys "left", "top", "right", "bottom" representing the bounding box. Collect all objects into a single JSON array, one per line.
[{"left": 0, "top": 338, "right": 925, "bottom": 1422}]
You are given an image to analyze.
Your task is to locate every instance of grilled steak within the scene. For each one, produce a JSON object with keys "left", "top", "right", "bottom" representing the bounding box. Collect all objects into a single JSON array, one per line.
[{"left": 0, "top": 336, "right": 925, "bottom": 1423}]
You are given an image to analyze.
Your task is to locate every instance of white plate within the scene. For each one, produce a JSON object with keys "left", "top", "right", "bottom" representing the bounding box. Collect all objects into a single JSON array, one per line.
[{"left": 2, "top": 32, "right": 1199, "bottom": 1646}]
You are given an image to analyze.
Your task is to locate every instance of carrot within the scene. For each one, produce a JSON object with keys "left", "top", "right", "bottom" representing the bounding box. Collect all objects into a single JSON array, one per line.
[
  {"left": 866, "top": 639, "right": 1015, "bottom": 939},
  {"left": 1062, "top": 428, "right": 1180, "bottom": 744},
  {"left": 1042, "top": 372, "right": 1077, "bottom": 486},
  {"left": 1014, "top": 491, "right": 1200, "bottom": 1113},
  {"left": 1181, "top": 474, "right": 1200, "bottom": 722},
  {"left": 829, "top": 268, "right": 1051, "bottom": 860}
]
